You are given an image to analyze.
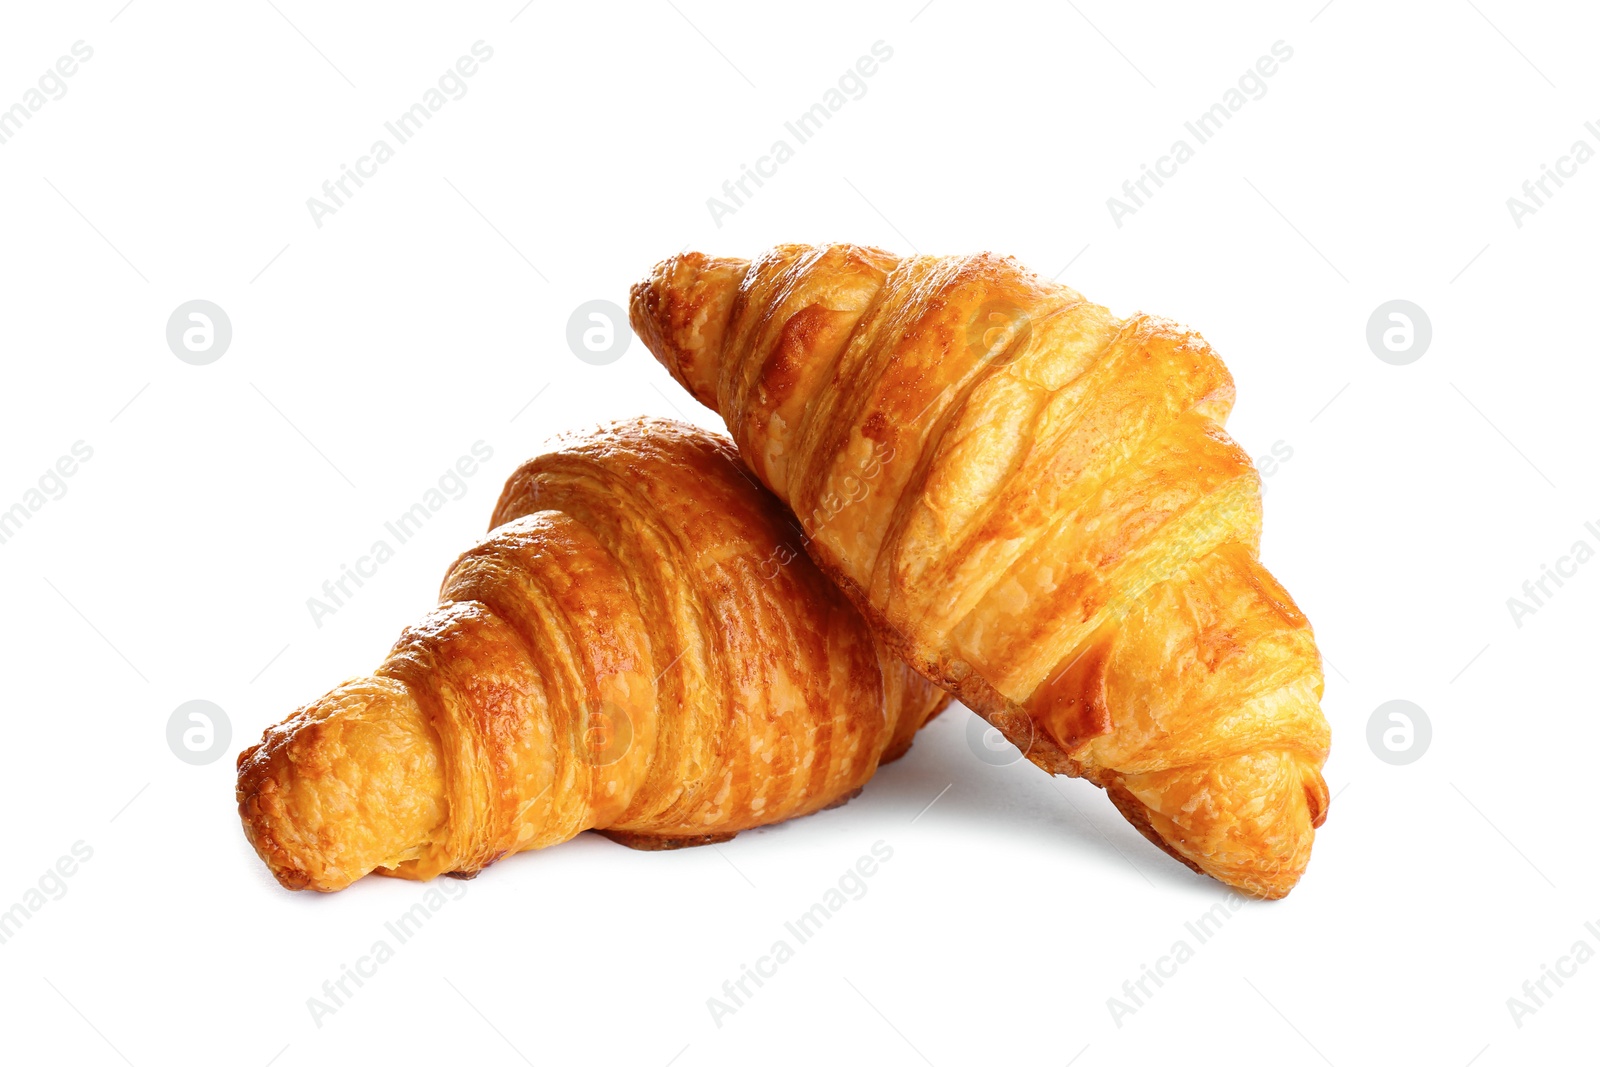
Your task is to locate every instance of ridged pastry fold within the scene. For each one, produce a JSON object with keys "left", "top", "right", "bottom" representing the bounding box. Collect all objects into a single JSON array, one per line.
[
  {"left": 237, "top": 418, "right": 949, "bottom": 891},
  {"left": 632, "top": 245, "right": 1331, "bottom": 898}
]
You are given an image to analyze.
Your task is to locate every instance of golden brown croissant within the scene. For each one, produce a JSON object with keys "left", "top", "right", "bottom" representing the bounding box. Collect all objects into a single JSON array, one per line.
[
  {"left": 632, "top": 245, "right": 1331, "bottom": 899},
  {"left": 237, "top": 417, "right": 949, "bottom": 892}
]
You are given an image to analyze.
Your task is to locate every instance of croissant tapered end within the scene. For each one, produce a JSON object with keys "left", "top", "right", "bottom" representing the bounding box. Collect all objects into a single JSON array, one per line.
[
  {"left": 628, "top": 252, "right": 749, "bottom": 413},
  {"left": 1110, "top": 750, "right": 1330, "bottom": 901},
  {"left": 236, "top": 677, "right": 445, "bottom": 892}
]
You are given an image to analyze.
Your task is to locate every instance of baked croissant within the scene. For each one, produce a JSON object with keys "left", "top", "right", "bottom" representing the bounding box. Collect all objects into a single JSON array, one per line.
[
  {"left": 632, "top": 245, "right": 1331, "bottom": 898},
  {"left": 237, "top": 417, "right": 949, "bottom": 892}
]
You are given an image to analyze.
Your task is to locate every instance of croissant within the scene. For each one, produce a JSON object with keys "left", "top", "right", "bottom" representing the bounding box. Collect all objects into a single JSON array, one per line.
[
  {"left": 632, "top": 245, "right": 1331, "bottom": 898},
  {"left": 237, "top": 417, "right": 949, "bottom": 891}
]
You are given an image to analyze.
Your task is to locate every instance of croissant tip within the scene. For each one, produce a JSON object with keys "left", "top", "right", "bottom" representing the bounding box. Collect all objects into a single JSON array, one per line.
[
  {"left": 628, "top": 252, "right": 751, "bottom": 414},
  {"left": 236, "top": 772, "right": 314, "bottom": 891}
]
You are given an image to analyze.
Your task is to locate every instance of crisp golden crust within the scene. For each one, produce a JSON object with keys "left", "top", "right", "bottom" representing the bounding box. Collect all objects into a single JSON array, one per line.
[
  {"left": 236, "top": 677, "right": 445, "bottom": 891},
  {"left": 236, "top": 418, "right": 950, "bottom": 891},
  {"left": 632, "top": 246, "right": 1332, "bottom": 899}
]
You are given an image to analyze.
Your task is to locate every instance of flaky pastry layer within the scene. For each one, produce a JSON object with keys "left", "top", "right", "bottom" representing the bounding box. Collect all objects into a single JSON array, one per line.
[
  {"left": 632, "top": 245, "right": 1330, "bottom": 899},
  {"left": 237, "top": 418, "right": 949, "bottom": 891}
]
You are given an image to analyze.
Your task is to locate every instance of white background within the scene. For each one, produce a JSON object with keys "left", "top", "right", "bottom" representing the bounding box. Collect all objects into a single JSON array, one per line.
[{"left": 1, "top": 1, "right": 1595, "bottom": 1064}]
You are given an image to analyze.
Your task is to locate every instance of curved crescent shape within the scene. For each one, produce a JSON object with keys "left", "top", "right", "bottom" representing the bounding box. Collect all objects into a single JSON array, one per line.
[
  {"left": 237, "top": 417, "right": 949, "bottom": 891},
  {"left": 632, "top": 245, "right": 1330, "bottom": 899}
]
